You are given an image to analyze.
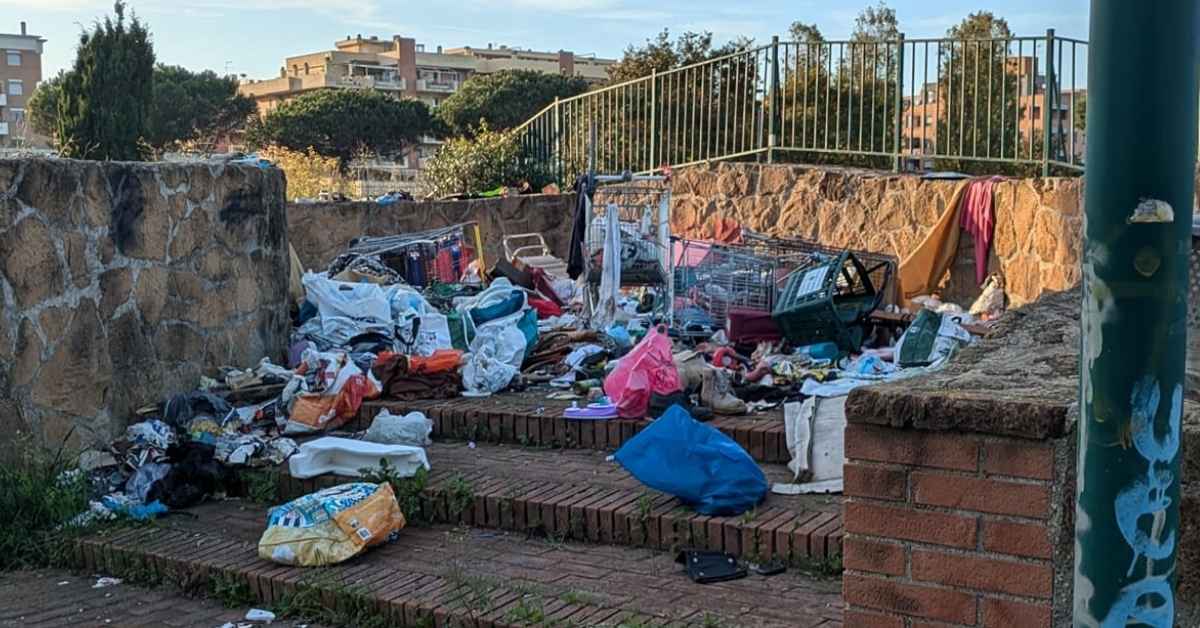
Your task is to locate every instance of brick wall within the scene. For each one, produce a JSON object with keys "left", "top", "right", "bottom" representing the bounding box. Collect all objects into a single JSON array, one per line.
[{"left": 841, "top": 422, "right": 1074, "bottom": 627}]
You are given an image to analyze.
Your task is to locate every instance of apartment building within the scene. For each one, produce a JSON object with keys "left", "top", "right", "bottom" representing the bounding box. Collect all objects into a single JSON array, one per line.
[
  {"left": 900, "top": 56, "right": 1074, "bottom": 160},
  {"left": 239, "top": 35, "right": 616, "bottom": 168},
  {"left": 0, "top": 21, "right": 45, "bottom": 147}
]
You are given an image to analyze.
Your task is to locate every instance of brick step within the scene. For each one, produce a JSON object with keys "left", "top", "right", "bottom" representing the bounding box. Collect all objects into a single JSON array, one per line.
[
  {"left": 74, "top": 502, "right": 845, "bottom": 628},
  {"left": 356, "top": 394, "right": 790, "bottom": 464},
  {"left": 277, "top": 441, "right": 843, "bottom": 563}
]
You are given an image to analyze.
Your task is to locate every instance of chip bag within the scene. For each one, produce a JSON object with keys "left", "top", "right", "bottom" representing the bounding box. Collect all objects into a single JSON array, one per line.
[{"left": 258, "top": 482, "right": 405, "bottom": 567}]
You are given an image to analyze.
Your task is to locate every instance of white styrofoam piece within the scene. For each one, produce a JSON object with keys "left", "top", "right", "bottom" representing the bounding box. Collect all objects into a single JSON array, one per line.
[{"left": 288, "top": 437, "right": 430, "bottom": 479}]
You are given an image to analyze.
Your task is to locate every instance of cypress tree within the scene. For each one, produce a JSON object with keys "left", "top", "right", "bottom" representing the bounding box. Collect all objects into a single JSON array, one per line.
[{"left": 56, "top": 1, "right": 154, "bottom": 160}]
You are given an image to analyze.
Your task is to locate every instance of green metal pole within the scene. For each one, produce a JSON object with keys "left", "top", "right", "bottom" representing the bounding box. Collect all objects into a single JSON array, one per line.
[
  {"left": 892, "top": 33, "right": 905, "bottom": 172},
  {"left": 649, "top": 69, "right": 658, "bottom": 171},
  {"left": 1041, "top": 28, "right": 1055, "bottom": 177},
  {"left": 1075, "top": 2, "right": 1198, "bottom": 627},
  {"left": 768, "top": 35, "right": 780, "bottom": 164}
]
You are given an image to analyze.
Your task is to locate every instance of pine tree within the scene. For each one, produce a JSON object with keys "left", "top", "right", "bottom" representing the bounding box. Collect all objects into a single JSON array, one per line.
[{"left": 56, "top": 1, "right": 154, "bottom": 160}]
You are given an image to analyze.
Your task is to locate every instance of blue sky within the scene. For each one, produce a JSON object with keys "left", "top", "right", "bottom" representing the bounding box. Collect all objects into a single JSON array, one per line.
[{"left": 7, "top": 0, "right": 1088, "bottom": 80}]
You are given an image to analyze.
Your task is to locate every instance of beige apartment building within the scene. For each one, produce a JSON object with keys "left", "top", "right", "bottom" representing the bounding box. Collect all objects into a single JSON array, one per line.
[
  {"left": 239, "top": 35, "right": 615, "bottom": 169},
  {"left": 0, "top": 21, "right": 45, "bottom": 148}
]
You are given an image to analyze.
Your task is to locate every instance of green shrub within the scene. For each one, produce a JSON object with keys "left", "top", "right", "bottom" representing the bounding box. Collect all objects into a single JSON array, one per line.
[
  {"left": 0, "top": 438, "right": 91, "bottom": 570},
  {"left": 421, "top": 123, "right": 552, "bottom": 197}
]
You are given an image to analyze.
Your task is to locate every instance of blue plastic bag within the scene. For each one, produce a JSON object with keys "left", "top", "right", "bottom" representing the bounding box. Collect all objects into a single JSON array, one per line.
[{"left": 614, "top": 405, "right": 767, "bottom": 515}]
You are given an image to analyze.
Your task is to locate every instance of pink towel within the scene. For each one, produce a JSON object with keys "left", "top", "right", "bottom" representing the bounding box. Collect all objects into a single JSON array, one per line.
[{"left": 959, "top": 177, "right": 1001, "bottom": 286}]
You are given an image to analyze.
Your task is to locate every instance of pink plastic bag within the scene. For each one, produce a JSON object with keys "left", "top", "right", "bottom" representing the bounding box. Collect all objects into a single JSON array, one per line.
[{"left": 603, "top": 325, "right": 682, "bottom": 418}]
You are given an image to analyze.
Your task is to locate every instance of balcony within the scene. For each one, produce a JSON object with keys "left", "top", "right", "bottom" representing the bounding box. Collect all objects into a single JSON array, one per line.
[
  {"left": 338, "top": 76, "right": 406, "bottom": 91},
  {"left": 417, "top": 79, "right": 459, "bottom": 93}
]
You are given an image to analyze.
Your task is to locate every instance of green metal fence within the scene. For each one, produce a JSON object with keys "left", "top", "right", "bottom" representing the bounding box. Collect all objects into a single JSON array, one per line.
[{"left": 516, "top": 31, "right": 1087, "bottom": 182}]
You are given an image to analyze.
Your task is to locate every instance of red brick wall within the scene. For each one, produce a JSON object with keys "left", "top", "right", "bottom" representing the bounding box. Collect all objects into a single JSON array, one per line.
[{"left": 841, "top": 423, "right": 1060, "bottom": 627}]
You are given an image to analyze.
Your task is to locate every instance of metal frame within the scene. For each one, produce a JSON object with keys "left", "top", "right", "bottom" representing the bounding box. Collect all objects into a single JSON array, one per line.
[{"left": 516, "top": 31, "right": 1088, "bottom": 182}]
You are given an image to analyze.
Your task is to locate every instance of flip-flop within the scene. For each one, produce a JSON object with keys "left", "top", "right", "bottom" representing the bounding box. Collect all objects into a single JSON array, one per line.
[{"left": 563, "top": 402, "right": 618, "bottom": 420}]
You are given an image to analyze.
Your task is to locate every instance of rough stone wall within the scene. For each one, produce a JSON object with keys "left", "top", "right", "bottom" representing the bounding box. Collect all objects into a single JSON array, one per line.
[
  {"left": 0, "top": 158, "right": 290, "bottom": 450},
  {"left": 287, "top": 193, "right": 577, "bottom": 272},
  {"left": 671, "top": 163, "right": 1084, "bottom": 307}
]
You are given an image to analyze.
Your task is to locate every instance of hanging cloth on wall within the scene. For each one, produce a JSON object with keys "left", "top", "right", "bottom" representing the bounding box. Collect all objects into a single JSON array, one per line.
[
  {"left": 897, "top": 177, "right": 1002, "bottom": 301},
  {"left": 959, "top": 177, "right": 1001, "bottom": 286}
]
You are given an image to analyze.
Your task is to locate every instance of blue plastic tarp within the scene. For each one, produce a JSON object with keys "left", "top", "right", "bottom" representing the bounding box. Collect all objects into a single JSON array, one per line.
[{"left": 613, "top": 405, "right": 767, "bottom": 516}]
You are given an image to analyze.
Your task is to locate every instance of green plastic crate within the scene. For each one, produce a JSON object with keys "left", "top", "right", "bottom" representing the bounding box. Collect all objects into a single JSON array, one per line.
[{"left": 771, "top": 251, "right": 883, "bottom": 352}]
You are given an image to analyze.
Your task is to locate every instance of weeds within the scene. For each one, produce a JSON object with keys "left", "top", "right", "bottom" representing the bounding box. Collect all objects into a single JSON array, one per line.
[
  {"left": 359, "top": 458, "right": 431, "bottom": 526},
  {"left": 209, "top": 571, "right": 255, "bottom": 608},
  {"left": 445, "top": 473, "right": 474, "bottom": 521},
  {"left": 0, "top": 431, "right": 94, "bottom": 570},
  {"left": 789, "top": 553, "right": 844, "bottom": 579},
  {"left": 506, "top": 595, "right": 546, "bottom": 625},
  {"left": 701, "top": 613, "right": 726, "bottom": 627},
  {"left": 273, "top": 570, "right": 387, "bottom": 628},
  {"left": 242, "top": 469, "right": 279, "bottom": 504}
]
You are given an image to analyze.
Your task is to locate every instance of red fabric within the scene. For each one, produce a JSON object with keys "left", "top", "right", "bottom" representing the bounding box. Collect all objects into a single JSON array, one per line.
[
  {"left": 529, "top": 267, "right": 564, "bottom": 306},
  {"left": 433, "top": 244, "right": 476, "bottom": 283},
  {"left": 959, "top": 177, "right": 1001, "bottom": 286},
  {"left": 528, "top": 297, "right": 563, "bottom": 319}
]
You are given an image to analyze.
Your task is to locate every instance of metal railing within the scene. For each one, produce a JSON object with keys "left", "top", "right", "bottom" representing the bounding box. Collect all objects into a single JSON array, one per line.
[{"left": 516, "top": 30, "right": 1087, "bottom": 183}]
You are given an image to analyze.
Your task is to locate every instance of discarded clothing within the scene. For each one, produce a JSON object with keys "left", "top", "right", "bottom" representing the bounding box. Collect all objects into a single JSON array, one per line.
[
  {"left": 897, "top": 179, "right": 972, "bottom": 301},
  {"left": 567, "top": 174, "right": 595, "bottom": 280},
  {"left": 373, "top": 352, "right": 464, "bottom": 400},
  {"left": 959, "top": 177, "right": 1001, "bottom": 286},
  {"left": 146, "top": 442, "right": 229, "bottom": 509},
  {"left": 163, "top": 392, "right": 232, "bottom": 433},
  {"left": 614, "top": 405, "right": 766, "bottom": 516}
]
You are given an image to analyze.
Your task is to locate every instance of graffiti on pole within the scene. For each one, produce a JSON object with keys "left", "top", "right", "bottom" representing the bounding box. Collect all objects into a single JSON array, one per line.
[{"left": 1100, "top": 375, "right": 1180, "bottom": 628}]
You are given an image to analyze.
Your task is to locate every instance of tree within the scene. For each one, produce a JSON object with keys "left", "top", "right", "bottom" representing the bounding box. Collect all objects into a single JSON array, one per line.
[
  {"left": 852, "top": 1, "right": 901, "bottom": 42},
  {"left": 422, "top": 123, "right": 542, "bottom": 197},
  {"left": 146, "top": 65, "right": 255, "bottom": 151},
  {"left": 437, "top": 69, "right": 588, "bottom": 137},
  {"left": 26, "top": 71, "right": 65, "bottom": 140},
  {"left": 57, "top": 1, "right": 155, "bottom": 160},
  {"left": 934, "top": 12, "right": 1026, "bottom": 171},
  {"left": 31, "top": 65, "right": 256, "bottom": 153},
  {"left": 245, "top": 89, "right": 436, "bottom": 166},
  {"left": 606, "top": 29, "right": 749, "bottom": 83},
  {"left": 1073, "top": 92, "right": 1087, "bottom": 132}
]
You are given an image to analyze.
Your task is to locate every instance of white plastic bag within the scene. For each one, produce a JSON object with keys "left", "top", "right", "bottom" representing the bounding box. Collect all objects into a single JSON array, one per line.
[
  {"left": 364, "top": 410, "right": 433, "bottom": 447},
  {"left": 302, "top": 272, "right": 393, "bottom": 345},
  {"left": 461, "top": 315, "right": 527, "bottom": 396}
]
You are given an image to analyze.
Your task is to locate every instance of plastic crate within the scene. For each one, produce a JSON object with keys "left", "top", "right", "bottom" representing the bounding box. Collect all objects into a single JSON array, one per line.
[{"left": 771, "top": 251, "right": 883, "bottom": 352}]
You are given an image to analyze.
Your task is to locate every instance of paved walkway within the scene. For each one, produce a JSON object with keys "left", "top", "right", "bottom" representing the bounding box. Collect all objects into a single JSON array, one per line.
[
  {"left": 0, "top": 568, "right": 311, "bottom": 628},
  {"left": 77, "top": 500, "right": 844, "bottom": 627}
]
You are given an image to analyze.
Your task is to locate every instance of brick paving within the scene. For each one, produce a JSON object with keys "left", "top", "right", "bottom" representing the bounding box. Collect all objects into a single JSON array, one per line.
[
  {"left": 359, "top": 390, "right": 791, "bottom": 463},
  {"left": 0, "top": 568, "right": 311, "bottom": 628},
  {"left": 279, "top": 440, "right": 843, "bottom": 561},
  {"left": 77, "top": 501, "right": 844, "bottom": 627}
]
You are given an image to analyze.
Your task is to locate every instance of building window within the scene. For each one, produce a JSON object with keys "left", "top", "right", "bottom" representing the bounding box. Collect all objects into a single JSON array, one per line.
[
  {"left": 9, "top": 108, "right": 24, "bottom": 123},
  {"left": 5, "top": 50, "right": 19, "bottom": 66},
  {"left": 7, "top": 80, "right": 22, "bottom": 96}
]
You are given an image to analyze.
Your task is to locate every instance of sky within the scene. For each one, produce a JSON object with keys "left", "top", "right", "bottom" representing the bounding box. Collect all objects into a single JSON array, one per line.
[{"left": 6, "top": 0, "right": 1089, "bottom": 80}]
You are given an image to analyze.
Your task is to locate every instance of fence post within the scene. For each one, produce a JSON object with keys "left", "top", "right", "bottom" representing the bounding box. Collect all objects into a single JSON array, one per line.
[
  {"left": 553, "top": 97, "right": 562, "bottom": 184},
  {"left": 768, "top": 36, "right": 780, "bottom": 164},
  {"left": 1041, "top": 28, "right": 1056, "bottom": 177},
  {"left": 649, "top": 69, "right": 658, "bottom": 172},
  {"left": 893, "top": 33, "right": 906, "bottom": 172}
]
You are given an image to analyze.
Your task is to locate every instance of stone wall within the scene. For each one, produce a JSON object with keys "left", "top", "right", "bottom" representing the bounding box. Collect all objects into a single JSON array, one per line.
[
  {"left": 670, "top": 163, "right": 1083, "bottom": 307},
  {"left": 287, "top": 193, "right": 577, "bottom": 272},
  {"left": 0, "top": 158, "right": 290, "bottom": 451}
]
